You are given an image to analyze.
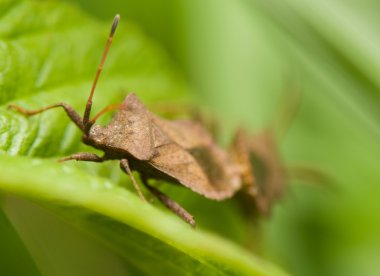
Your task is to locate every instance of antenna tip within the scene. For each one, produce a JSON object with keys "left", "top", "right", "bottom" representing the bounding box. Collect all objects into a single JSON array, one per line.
[{"left": 110, "top": 14, "right": 120, "bottom": 37}]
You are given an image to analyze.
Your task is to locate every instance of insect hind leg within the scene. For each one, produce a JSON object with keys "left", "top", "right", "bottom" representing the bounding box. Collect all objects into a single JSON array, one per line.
[{"left": 141, "top": 177, "right": 196, "bottom": 228}]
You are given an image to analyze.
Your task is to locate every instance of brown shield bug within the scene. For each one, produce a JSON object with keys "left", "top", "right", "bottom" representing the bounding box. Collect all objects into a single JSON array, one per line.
[{"left": 8, "top": 14, "right": 242, "bottom": 227}]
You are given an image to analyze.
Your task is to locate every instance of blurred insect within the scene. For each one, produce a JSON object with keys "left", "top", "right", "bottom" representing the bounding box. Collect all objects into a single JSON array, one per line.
[
  {"left": 228, "top": 84, "right": 297, "bottom": 216},
  {"left": 230, "top": 83, "right": 329, "bottom": 217},
  {"left": 8, "top": 14, "right": 242, "bottom": 227}
]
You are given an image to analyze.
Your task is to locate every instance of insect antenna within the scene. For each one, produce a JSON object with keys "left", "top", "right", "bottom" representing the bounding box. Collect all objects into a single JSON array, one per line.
[
  {"left": 89, "top": 103, "right": 123, "bottom": 125},
  {"left": 271, "top": 78, "right": 303, "bottom": 141},
  {"left": 83, "top": 14, "right": 120, "bottom": 134}
]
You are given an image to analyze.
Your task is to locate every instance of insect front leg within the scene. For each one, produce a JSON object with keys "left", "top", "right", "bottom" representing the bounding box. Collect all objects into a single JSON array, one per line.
[
  {"left": 8, "top": 102, "right": 84, "bottom": 131},
  {"left": 141, "top": 177, "right": 196, "bottom": 228},
  {"left": 59, "top": 152, "right": 105, "bottom": 163},
  {"left": 120, "top": 159, "right": 147, "bottom": 202}
]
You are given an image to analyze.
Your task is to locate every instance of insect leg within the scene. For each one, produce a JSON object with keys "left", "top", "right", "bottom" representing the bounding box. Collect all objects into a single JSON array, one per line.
[
  {"left": 120, "top": 159, "right": 147, "bottom": 202},
  {"left": 8, "top": 103, "right": 84, "bottom": 131},
  {"left": 271, "top": 79, "right": 303, "bottom": 141},
  {"left": 59, "top": 152, "right": 105, "bottom": 163},
  {"left": 141, "top": 177, "right": 196, "bottom": 228},
  {"left": 287, "top": 165, "right": 335, "bottom": 190}
]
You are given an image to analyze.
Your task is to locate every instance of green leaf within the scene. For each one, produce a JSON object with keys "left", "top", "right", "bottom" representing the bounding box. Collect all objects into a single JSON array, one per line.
[
  {"left": 0, "top": 155, "right": 285, "bottom": 276},
  {"left": 0, "top": 1, "right": 286, "bottom": 275}
]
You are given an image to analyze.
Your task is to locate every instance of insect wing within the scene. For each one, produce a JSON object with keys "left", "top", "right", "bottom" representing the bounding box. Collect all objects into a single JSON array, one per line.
[
  {"left": 152, "top": 117, "right": 213, "bottom": 149},
  {"left": 189, "top": 145, "right": 241, "bottom": 199},
  {"left": 149, "top": 142, "right": 241, "bottom": 200}
]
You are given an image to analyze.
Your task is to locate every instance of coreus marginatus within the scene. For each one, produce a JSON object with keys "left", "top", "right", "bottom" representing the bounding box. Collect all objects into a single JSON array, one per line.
[{"left": 9, "top": 15, "right": 241, "bottom": 227}]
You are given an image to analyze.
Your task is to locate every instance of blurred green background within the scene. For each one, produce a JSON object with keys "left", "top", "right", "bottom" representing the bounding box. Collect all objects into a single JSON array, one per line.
[{"left": 2, "top": 0, "right": 380, "bottom": 275}]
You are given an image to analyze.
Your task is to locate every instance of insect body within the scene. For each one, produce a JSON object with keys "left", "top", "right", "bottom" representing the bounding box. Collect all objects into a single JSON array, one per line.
[
  {"left": 229, "top": 83, "right": 327, "bottom": 218},
  {"left": 85, "top": 92, "right": 241, "bottom": 201},
  {"left": 8, "top": 14, "right": 241, "bottom": 227}
]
